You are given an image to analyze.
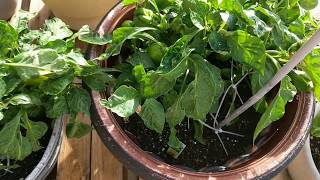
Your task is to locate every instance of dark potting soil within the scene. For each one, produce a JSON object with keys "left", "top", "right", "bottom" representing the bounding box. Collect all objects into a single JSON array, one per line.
[
  {"left": 0, "top": 119, "right": 53, "bottom": 180},
  {"left": 311, "top": 136, "right": 320, "bottom": 171},
  {"left": 124, "top": 82, "right": 263, "bottom": 171}
]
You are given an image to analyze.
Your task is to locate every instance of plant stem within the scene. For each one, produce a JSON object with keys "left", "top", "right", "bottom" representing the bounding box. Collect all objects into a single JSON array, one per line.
[{"left": 218, "top": 29, "right": 320, "bottom": 128}]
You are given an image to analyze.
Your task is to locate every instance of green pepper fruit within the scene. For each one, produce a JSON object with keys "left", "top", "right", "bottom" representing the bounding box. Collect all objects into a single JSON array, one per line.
[
  {"left": 147, "top": 43, "right": 167, "bottom": 65},
  {"left": 121, "top": 20, "right": 134, "bottom": 27}
]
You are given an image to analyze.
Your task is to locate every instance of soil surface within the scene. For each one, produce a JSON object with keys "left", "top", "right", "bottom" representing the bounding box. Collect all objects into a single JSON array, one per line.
[
  {"left": 311, "top": 136, "right": 320, "bottom": 171},
  {"left": 0, "top": 120, "right": 53, "bottom": 180},
  {"left": 124, "top": 80, "right": 263, "bottom": 171}
]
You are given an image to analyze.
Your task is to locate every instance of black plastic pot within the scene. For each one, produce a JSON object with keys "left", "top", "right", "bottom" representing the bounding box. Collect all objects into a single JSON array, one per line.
[
  {"left": 25, "top": 118, "right": 63, "bottom": 180},
  {"left": 87, "top": 2, "right": 315, "bottom": 179},
  {"left": 1, "top": 118, "right": 63, "bottom": 180}
]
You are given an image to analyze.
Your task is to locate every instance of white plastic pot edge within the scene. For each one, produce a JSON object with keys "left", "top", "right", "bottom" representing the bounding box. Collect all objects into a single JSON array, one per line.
[
  {"left": 25, "top": 117, "right": 64, "bottom": 180},
  {"left": 287, "top": 137, "right": 320, "bottom": 180},
  {"left": 288, "top": 102, "right": 320, "bottom": 180}
]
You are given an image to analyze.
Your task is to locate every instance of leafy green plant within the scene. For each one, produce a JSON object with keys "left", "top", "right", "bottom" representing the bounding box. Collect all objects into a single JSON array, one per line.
[
  {"left": 0, "top": 12, "right": 111, "bottom": 169},
  {"left": 98, "top": 0, "right": 320, "bottom": 158}
]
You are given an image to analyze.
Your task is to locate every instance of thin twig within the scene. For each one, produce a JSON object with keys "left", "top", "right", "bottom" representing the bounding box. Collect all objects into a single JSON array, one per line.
[
  {"left": 216, "top": 133, "right": 229, "bottom": 156},
  {"left": 197, "top": 120, "right": 244, "bottom": 137}
]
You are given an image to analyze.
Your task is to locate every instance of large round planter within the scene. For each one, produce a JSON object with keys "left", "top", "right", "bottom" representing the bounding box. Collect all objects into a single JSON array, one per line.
[
  {"left": 42, "top": 0, "right": 119, "bottom": 30},
  {"left": 86, "top": 2, "right": 315, "bottom": 180},
  {"left": 0, "top": 0, "right": 18, "bottom": 20}
]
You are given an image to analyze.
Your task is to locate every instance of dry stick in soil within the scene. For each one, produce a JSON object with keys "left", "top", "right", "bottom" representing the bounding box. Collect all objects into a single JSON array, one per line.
[{"left": 219, "top": 29, "right": 320, "bottom": 128}]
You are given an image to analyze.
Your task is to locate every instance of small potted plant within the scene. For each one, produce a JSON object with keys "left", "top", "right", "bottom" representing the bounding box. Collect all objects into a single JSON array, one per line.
[
  {"left": 0, "top": 12, "right": 109, "bottom": 179},
  {"left": 87, "top": 0, "right": 320, "bottom": 179}
]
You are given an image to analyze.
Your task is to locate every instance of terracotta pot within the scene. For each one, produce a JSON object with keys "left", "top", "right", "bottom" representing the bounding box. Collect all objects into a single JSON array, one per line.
[
  {"left": 42, "top": 0, "right": 119, "bottom": 30},
  {"left": 86, "top": 2, "right": 315, "bottom": 179},
  {"left": 0, "top": 0, "right": 18, "bottom": 20}
]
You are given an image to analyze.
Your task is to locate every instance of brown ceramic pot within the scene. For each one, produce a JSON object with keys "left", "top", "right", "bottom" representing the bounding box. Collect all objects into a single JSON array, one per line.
[{"left": 86, "top": 2, "right": 315, "bottom": 179}]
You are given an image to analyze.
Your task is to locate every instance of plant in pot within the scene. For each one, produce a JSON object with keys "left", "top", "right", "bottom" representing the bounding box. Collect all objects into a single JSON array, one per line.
[
  {"left": 0, "top": 11, "right": 111, "bottom": 179},
  {"left": 87, "top": 0, "right": 320, "bottom": 179}
]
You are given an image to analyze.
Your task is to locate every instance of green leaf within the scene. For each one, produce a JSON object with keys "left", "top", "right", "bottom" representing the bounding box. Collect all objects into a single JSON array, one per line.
[
  {"left": 190, "top": 10, "right": 205, "bottom": 30},
  {"left": 127, "top": 51, "right": 156, "bottom": 69},
  {"left": 251, "top": 58, "right": 279, "bottom": 113},
  {"left": 67, "top": 87, "right": 91, "bottom": 116},
  {"left": 100, "top": 85, "right": 140, "bottom": 118},
  {"left": 182, "top": 55, "right": 224, "bottom": 120},
  {"left": 78, "top": 25, "right": 112, "bottom": 45},
  {"left": 42, "top": 39, "right": 68, "bottom": 53},
  {"left": 83, "top": 73, "right": 114, "bottom": 91},
  {"left": 138, "top": 98, "right": 165, "bottom": 134},
  {"left": 220, "top": 0, "right": 243, "bottom": 13},
  {"left": 99, "top": 27, "right": 156, "bottom": 60},
  {"left": 167, "top": 128, "right": 186, "bottom": 159},
  {"left": 244, "top": 10, "right": 272, "bottom": 38},
  {"left": 66, "top": 120, "right": 92, "bottom": 138},
  {"left": 10, "top": 10, "right": 33, "bottom": 33},
  {"left": 22, "top": 112, "right": 48, "bottom": 151},
  {"left": 0, "top": 112, "right": 3, "bottom": 121},
  {"left": 271, "top": 24, "right": 300, "bottom": 50},
  {"left": 40, "top": 18, "right": 73, "bottom": 45},
  {"left": 208, "top": 30, "right": 229, "bottom": 54},
  {"left": 312, "top": 112, "right": 320, "bottom": 137},
  {"left": 46, "top": 96, "right": 69, "bottom": 119},
  {"left": 289, "top": 70, "right": 312, "bottom": 92},
  {"left": 3, "top": 76, "right": 21, "bottom": 97},
  {"left": 303, "top": 49, "right": 320, "bottom": 101},
  {"left": 66, "top": 50, "right": 89, "bottom": 66},
  {"left": 289, "top": 18, "right": 305, "bottom": 38},
  {"left": 278, "top": 4, "right": 300, "bottom": 24},
  {"left": 140, "top": 72, "right": 175, "bottom": 98},
  {"left": 0, "top": 111, "right": 32, "bottom": 160},
  {"left": 0, "top": 21, "right": 18, "bottom": 56},
  {"left": 9, "top": 94, "right": 33, "bottom": 105},
  {"left": 10, "top": 49, "right": 68, "bottom": 81},
  {"left": 166, "top": 97, "right": 185, "bottom": 127},
  {"left": 159, "top": 32, "right": 199, "bottom": 80},
  {"left": 161, "top": 90, "right": 178, "bottom": 110},
  {"left": 123, "top": 0, "right": 143, "bottom": 6},
  {"left": 40, "top": 72, "right": 74, "bottom": 95},
  {"left": 253, "top": 76, "right": 297, "bottom": 142},
  {"left": 0, "top": 78, "right": 6, "bottom": 99},
  {"left": 193, "top": 121, "right": 205, "bottom": 144},
  {"left": 227, "top": 30, "right": 266, "bottom": 74}
]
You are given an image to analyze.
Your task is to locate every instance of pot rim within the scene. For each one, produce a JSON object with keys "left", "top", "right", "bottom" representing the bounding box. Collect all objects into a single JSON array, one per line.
[
  {"left": 25, "top": 117, "right": 63, "bottom": 180},
  {"left": 86, "top": 2, "right": 315, "bottom": 179}
]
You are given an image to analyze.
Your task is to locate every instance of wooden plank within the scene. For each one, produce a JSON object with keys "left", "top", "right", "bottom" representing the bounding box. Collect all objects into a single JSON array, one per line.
[
  {"left": 57, "top": 115, "right": 92, "bottom": 180},
  {"left": 91, "top": 131, "right": 123, "bottom": 180},
  {"left": 123, "top": 168, "right": 138, "bottom": 180}
]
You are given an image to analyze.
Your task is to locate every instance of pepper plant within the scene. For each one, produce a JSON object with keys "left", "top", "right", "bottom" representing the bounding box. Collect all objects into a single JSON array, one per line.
[
  {"left": 0, "top": 11, "right": 112, "bottom": 169},
  {"left": 100, "top": 0, "right": 320, "bottom": 157}
]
